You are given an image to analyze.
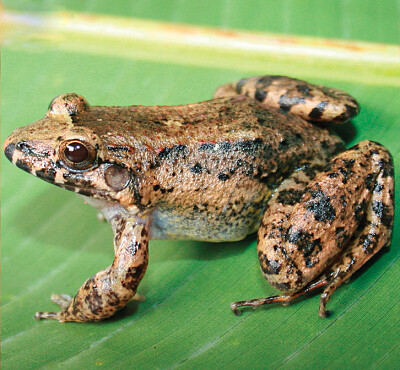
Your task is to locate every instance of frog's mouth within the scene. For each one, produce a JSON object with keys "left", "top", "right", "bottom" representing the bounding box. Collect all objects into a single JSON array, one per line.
[{"left": 59, "top": 183, "right": 110, "bottom": 198}]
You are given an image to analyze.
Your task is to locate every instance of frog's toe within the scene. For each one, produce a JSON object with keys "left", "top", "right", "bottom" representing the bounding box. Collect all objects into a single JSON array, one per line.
[
  {"left": 97, "top": 212, "right": 106, "bottom": 222},
  {"left": 230, "top": 278, "right": 328, "bottom": 316},
  {"left": 51, "top": 293, "right": 72, "bottom": 309},
  {"left": 35, "top": 311, "right": 61, "bottom": 321},
  {"left": 130, "top": 293, "right": 146, "bottom": 302}
]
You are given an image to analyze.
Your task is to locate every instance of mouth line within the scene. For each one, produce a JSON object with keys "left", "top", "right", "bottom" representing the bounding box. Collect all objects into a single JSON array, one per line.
[{"left": 58, "top": 183, "right": 111, "bottom": 198}]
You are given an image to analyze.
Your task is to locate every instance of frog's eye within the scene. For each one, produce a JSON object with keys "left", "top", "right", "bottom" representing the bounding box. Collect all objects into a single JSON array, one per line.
[
  {"left": 59, "top": 140, "right": 96, "bottom": 171},
  {"left": 65, "top": 141, "right": 88, "bottom": 163}
]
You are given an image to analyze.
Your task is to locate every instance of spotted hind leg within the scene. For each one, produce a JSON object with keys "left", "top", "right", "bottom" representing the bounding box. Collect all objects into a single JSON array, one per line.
[
  {"left": 231, "top": 140, "right": 394, "bottom": 317},
  {"left": 214, "top": 75, "right": 359, "bottom": 123}
]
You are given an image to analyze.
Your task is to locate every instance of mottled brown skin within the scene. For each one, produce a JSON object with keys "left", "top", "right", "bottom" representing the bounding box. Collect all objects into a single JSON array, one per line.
[{"left": 3, "top": 75, "right": 394, "bottom": 322}]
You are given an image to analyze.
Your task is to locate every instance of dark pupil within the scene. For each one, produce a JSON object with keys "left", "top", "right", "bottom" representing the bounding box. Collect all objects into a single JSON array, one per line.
[{"left": 65, "top": 142, "right": 89, "bottom": 163}]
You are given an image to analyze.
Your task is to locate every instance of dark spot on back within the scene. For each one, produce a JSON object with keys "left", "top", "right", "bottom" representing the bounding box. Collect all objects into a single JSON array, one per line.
[
  {"left": 218, "top": 173, "right": 230, "bottom": 182},
  {"left": 219, "top": 141, "right": 232, "bottom": 152},
  {"left": 190, "top": 163, "right": 203, "bottom": 174},
  {"left": 158, "top": 144, "right": 188, "bottom": 160},
  {"left": 199, "top": 143, "right": 215, "bottom": 151},
  {"left": 236, "top": 138, "right": 263, "bottom": 154}
]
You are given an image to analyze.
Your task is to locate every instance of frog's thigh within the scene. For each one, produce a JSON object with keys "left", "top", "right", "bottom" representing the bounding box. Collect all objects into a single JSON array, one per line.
[
  {"left": 258, "top": 140, "right": 394, "bottom": 314},
  {"left": 214, "top": 75, "right": 359, "bottom": 123}
]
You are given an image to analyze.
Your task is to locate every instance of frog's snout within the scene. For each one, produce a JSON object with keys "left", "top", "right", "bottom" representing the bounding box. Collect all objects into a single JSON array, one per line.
[
  {"left": 3, "top": 128, "right": 20, "bottom": 160},
  {"left": 3, "top": 133, "right": 23, "bottom": 165},
  {"left": 3, "top": 131, "right": 55, "bottom": 179},
  {"left": 3, "top": 135, "right": 35, "bottom": 175},
  {"left": 3, "top": 140, "right": 16, "bottom": 163},
  {"left": 3, "top": 131, "right": 20, "bottom": 164}
]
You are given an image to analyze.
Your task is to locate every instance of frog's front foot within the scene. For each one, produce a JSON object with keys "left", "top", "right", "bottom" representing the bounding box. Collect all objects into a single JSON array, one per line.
[
  {"left": 35, "top": 221, "right": 149, "bottom": 322},
  {"left": 35, "top": 294, "right": 72, "bottom": 321},
  {"left": 35, "top": 291, "right": 147, "bottom": 322}
]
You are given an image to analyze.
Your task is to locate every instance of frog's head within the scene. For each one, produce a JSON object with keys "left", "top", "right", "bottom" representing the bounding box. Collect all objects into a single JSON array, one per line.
[{"left": 3, "top": 94, "right": 137, "bottom": 209}]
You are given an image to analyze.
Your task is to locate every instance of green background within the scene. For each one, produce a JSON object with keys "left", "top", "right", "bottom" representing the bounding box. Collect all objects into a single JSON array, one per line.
[{"left": 1, "top": 1, "right": 399, "bottom": 368}]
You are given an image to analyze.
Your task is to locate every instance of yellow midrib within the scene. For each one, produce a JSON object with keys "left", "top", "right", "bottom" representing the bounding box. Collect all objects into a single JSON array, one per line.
[{"left": 2, "top": 10, "right": 400, "bottom": 86}]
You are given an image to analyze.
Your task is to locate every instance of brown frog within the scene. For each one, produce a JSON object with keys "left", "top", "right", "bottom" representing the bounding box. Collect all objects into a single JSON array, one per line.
[{"left": 3, "top": 75, "right": 394, "bottom": 322}]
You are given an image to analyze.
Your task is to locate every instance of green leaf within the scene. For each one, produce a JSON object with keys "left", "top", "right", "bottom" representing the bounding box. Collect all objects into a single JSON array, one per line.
[{"left": 1, "top": 3, "right": 399, "bottom": 369}]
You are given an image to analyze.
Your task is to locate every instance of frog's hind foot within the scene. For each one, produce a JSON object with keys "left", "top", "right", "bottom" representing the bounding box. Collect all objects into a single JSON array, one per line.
[
  {"left": 214, "top": 75, "right": 359, "bottom": 123},
  {"left": 35, "top": 294, "right": 73, "bottom": 321},
  {"left": 231, "top": 279, "right": 329, "bottom": 316}
]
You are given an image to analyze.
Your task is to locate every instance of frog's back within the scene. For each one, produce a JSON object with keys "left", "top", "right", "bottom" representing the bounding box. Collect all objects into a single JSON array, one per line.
[{"left": 80, "top": 95, "right": 343, "bottom": 179}]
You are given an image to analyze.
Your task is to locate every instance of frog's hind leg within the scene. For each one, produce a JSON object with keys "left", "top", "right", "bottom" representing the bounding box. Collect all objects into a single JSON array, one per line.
[
  {"left": 232, "top": 140, "right": 394, "bottom": 317},
  {"left": 214, "top": 75, "right": 359, "bottom": 123},
  {"left": 231, "top": 155, "right": 330, "bottom": 315}
]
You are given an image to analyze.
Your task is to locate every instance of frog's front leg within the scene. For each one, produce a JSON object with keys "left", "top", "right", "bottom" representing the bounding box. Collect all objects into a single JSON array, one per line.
[
  {"left": 232, "top": 140, "right": 394, "bottom": 317},
  {"left": 36, "top": 218, "right": 149, "bottom": 322}
]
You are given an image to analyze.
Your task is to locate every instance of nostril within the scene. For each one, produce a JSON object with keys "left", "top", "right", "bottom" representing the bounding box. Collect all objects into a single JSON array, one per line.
[
  {"left": 16, "top": 141, "right": 33, "bottom": 154},
  {"left": 4, "top": 143, "right": 16, "bottom": 162}
]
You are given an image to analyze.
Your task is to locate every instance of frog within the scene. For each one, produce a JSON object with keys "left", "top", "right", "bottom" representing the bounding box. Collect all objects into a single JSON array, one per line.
[{"left": 3, "top": 75, "right": 394, "bottom": 322}]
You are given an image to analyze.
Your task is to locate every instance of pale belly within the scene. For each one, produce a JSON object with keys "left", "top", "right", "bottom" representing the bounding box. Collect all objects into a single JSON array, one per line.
[{"left": 149, "top": 204, "right": 265, "bottom": 242}]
